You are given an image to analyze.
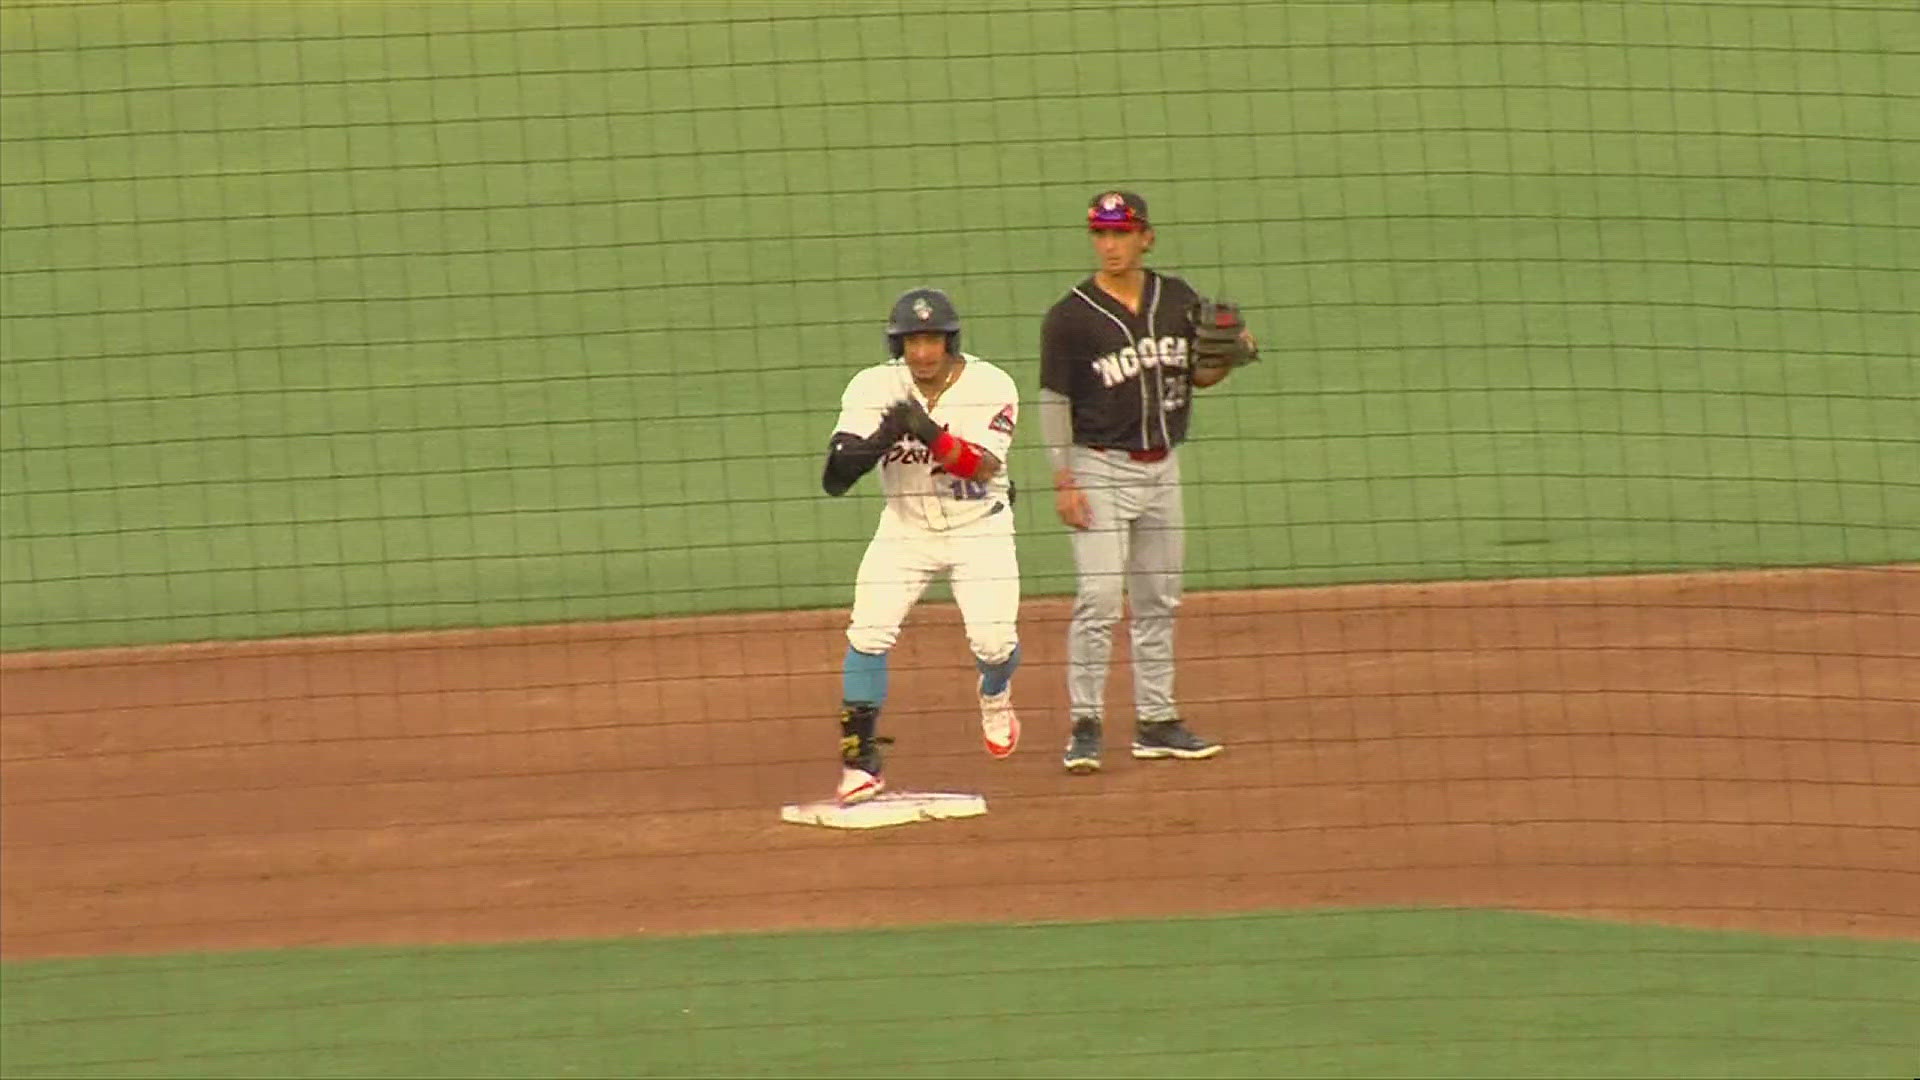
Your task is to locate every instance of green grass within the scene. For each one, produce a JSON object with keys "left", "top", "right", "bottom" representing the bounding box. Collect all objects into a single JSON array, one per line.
[
  {"left": 2, "top": 1, "right": 1917, "bottom": 648},
  {"left": 3, "top": 909, "right": 1915, "bottom": 1078}
]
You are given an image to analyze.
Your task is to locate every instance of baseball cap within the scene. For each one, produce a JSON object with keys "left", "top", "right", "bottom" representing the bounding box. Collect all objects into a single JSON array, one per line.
[{"left": 1087, "top": 189, "right": 1149, "bottom": 231}]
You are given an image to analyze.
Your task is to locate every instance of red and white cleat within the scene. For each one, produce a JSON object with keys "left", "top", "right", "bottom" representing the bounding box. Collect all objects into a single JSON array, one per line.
[
  {"left": 979, "top": 689, "right": 1019, "bottom": 759},
  {"left": 837, "top": 766, "right": 884, "bottom": 806}
]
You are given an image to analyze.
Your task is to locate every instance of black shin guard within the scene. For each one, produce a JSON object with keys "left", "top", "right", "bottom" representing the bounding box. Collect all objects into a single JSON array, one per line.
[{"left": 839, "top": 702, "right": 881, "bottom": 770}]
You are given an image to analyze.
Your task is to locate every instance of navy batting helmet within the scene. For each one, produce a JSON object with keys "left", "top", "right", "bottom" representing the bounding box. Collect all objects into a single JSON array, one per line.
[{"left": 885, "top": 287, "right": 961, "bottom": 359}]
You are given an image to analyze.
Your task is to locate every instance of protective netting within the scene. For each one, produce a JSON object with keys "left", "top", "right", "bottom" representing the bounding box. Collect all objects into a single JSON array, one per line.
[{"left": 2, "top": 2, "right": 1914, "bottom": 1076}]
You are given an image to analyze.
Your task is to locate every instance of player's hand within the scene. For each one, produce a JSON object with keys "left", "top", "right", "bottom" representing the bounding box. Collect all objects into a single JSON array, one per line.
[
  {"left": 872, "top": 404, "right": 909, "bottom": 445},
  {"left": 885, "top": 398, "right": 944, "bottom": 445},
  {"left": 1054, "top": 471, "right": 1092, "bottom": 530}
]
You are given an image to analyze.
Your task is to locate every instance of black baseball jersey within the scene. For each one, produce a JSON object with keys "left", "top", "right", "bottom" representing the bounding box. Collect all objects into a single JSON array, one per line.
[{"left": 1039, "top": 270, "right": 1203, "bottom": 452}]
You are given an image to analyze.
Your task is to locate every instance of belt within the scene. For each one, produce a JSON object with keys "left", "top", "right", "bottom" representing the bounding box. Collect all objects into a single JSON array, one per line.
[{"left": 1089, "top": 445, "right": 1170, "bottom": 464}]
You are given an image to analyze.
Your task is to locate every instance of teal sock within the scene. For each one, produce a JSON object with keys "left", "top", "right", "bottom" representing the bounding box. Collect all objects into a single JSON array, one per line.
[
  {"left": 843, "top": 646, "right": 888, "bottom": 706},
  {"left": 976, "top": 644, "right": 1020, "bottom": 696}
]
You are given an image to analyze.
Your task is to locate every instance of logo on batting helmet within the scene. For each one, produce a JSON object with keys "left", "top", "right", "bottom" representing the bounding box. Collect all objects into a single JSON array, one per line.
[{"left": 886, "top": 287, "right": 961, "bottom": 358}]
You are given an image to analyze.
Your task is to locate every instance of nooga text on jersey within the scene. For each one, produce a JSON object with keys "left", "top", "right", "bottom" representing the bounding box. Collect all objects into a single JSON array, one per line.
[{"left": 1092, "top": 335, "right": 1190, "bottom": 389}]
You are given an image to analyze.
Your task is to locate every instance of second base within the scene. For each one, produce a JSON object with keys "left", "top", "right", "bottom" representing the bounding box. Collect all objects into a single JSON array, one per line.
[{"left": 781, "top": 790, "right": 987, "bottom": 830}]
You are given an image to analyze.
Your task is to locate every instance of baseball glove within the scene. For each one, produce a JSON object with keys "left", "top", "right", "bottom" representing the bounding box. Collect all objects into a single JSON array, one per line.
[{"left": 1189, "top": 298, "right": 1259, "bottom": 372}]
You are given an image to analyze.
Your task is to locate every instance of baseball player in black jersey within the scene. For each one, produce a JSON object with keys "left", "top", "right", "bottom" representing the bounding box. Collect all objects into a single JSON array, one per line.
[{"left": 1039, "top": 190, "right": 1255, "bottom": 773}]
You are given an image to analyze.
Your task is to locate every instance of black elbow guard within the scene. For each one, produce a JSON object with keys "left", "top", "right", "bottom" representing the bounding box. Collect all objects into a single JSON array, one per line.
[{"left": 822, "top": 432, "right": 886, "bottom": 496}]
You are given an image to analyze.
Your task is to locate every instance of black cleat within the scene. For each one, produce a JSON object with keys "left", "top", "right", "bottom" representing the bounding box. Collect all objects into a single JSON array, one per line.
[
  {"left": 1131, "top": 720, "right": 1222, "bottom": 760},
  {"left": 1062, "top": 717, "right": 1103, "bottom": 774}
]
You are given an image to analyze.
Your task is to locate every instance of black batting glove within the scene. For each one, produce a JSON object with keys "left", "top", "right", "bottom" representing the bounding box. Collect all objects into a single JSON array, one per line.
[
  {"left": 872, "top": 404, "right": 910, "bottom": 445},
  {"left": 885, "top": 398, "right": 944, "bottom": 445}
]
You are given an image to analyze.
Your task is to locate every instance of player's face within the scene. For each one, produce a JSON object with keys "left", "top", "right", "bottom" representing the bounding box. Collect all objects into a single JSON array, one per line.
[
  {"left": 901, "top": 331, "right": 953, "bottom": 384},
  {"left": 1090, "top": 227, "right": 1151, "bottom": 273}
]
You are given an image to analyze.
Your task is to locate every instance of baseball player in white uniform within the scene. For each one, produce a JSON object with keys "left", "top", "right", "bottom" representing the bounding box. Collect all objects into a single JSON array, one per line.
[{"left": 820, "top": 287, "right": 1023, "bottom": 805}]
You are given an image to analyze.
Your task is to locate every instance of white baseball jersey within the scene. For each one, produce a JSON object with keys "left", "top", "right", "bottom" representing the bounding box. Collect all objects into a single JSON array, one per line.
[{"left": 832, "top": 354, "right": 1020, "bottom": 532}]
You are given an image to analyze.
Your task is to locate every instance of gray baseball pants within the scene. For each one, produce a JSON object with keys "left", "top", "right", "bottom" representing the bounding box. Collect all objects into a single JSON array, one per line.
[{"left": 1066, "top": 445, "right": 1184, "bottom": 725}]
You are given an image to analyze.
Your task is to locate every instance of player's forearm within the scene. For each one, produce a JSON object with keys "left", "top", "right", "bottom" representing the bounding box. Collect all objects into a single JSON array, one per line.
[
  {"left": 962, "top": 447, "right": 1003, "bottom": 481},
  {"left": 1191, "top": 364, "right": 1230, "bottom": 389},
  {"left": 930, "top": 432, "right": 999, "bottom": 481},
  {"left": 821, "top": 431, "right": 892, "bottom": 496},
  {"left": 1038, "top": 389, "right": 1073, "bottom": 475}
]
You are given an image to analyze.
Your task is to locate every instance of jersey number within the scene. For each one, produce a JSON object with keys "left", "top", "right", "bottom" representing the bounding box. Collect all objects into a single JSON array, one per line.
[{"left": 948, "top": 478, "right": 990, "bottom": 500}]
